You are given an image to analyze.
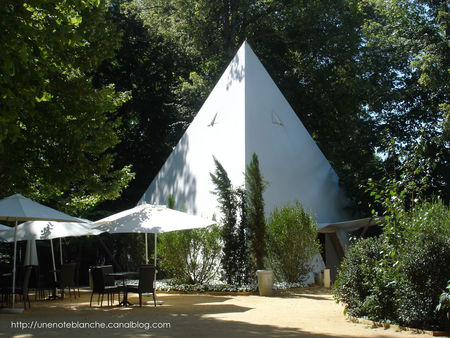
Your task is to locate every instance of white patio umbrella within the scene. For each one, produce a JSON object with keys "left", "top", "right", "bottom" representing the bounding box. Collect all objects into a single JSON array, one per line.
[
  {"left": 92, "top": 203, "right": 215, "bottom": 266},
  {"left": 0, "top": 224, "right": 11, "bottom": 230},
  {"left": 0, "top": 227, "right": 38, "bottom": 265},
  {"left": 0, "top": 220, "right": 102, "bottom": 283},
  {"left": 0, "top": 220, "right": 101, "bottom": 242},
  {"left": 0, "top": 194, "right": 83, "bottom": 310},
  {"left": 0, "top": 224, "right": 10, "bottom": 242}
]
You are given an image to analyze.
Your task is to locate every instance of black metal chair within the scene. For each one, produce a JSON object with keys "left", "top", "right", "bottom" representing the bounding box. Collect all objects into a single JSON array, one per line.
[
  {"left": 100, "top": 265, "right": 115, "bottom": 287},
  {"left": 31, "top": 265, "right": 50, "bottom": 300},
  {"left": 58, "top": 263, "right": 77, "bottom": 299},
  {"left": 126, "top": 265, "right": 157, "bottom": 307},
  {"left": 3, "top": 265, "right": 32, "bottom": 309},
  {"left": 0, "top": 263, "right": 12, "bottom": 306},
  {"left": 90, "top": 267, "right": 120, "bottom": 307}
]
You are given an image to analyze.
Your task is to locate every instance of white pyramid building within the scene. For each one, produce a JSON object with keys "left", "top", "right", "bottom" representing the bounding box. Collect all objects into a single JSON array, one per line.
[
  {"left": 140, "top": 42, "right": 360, "bottom": 283},
  {"left": 140, "top": 41, "right": 351, "bottom": 226}
]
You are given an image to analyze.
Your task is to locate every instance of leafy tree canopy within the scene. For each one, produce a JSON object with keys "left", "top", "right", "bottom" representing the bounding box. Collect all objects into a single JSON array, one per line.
[{"left": 0, "top": 0, "right": 133, "bottom": 213}]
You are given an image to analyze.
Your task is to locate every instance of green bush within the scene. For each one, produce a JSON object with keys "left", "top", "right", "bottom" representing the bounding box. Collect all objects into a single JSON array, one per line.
[
  {"left": 333, "top": 236, "right": 397, "bottom": 320},
  {"left": 334, "top": 200, "right": 450, "bottom": 329},
  {"left": 158, "top": 225, "right": 222, "bottom": 284},
  {"left": 395, "top": 201, "right": 450, "bottom": 329},
  {"left": 266, "top": 201, "right": 320, "bottom": 283}
]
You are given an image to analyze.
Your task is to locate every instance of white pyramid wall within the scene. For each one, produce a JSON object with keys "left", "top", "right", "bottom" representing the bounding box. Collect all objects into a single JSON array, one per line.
[{"left": 140, "top": 42, "right": 351, "bottom": 225}]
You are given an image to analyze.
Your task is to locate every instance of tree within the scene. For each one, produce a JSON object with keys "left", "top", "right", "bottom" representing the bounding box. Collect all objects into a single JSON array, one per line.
[
  {"left": 92, "top": 2, "right": 193, "bottom": 210},
  {"left": 210, "top": 157, "right": 252, "bottom": 285},
  {"left": 235, "top": 187, "right": 253, "bottom": 284},
  {"left": 210, "top": 157, "right": 239, "bottom": 284},
  {"left": 245, "top": 153, "right": 267, "bottom": 270},
  {"left": 360, "top": 0, "right": 449, "bottom": 202},
  {"left": 0, "top": 0, "right": 133, "bottom": 212}
]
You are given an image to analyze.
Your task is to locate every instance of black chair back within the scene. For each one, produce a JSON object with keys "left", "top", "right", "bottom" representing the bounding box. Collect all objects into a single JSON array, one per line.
[
  {"left": 138, "top": 265, "right": 155, "bottom": 293},
  {"left": 90, "top": 267, "right": 106, "bottom": 293},
  {"left": 101, "top": 265, "right": 115, "bottom": 286},
  {"left": 60, "top": 263, "right": 77, "bottom": 287}
]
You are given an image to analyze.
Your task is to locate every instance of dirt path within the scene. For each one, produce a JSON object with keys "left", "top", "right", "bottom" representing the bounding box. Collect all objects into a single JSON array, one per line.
[{"left": 0, "top": 287, "right": 426, "bottom": 337}]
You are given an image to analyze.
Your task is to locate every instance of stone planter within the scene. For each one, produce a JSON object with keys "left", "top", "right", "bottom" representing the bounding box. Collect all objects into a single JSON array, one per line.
[{"left": 256, "top": 270, "right": 273, "bottom": 296}]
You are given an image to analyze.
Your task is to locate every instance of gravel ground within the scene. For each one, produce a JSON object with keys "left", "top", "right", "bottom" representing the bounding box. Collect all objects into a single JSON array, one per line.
[{"left": 0, "top": 287, "right": 426, "bottom": 337}]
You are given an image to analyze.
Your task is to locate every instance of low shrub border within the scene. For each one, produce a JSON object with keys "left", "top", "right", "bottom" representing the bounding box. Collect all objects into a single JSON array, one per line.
[
  {"left": 347, "top": 316, "right": 450, "bottom": 337},
  {"left": 147, "top": 279, "right": 306, "bottom": 294}
]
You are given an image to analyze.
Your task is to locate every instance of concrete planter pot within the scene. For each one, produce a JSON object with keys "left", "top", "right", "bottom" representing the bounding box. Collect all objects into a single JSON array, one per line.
[{"left": 256, "top": 270, "right": 273, "bottom": 296}]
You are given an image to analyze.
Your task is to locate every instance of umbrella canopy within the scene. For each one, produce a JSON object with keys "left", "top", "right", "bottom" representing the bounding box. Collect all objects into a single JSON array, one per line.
[
  {"left": 92, "top": 203, "right": 215, "bottom": 267},
  {"left": 0, "top": 194, "right": 82, "bottom": 222},
  {"left": 0, "top": 194, "right": 83, "bottom": 310},
  {"left": 0, "top": 220, "right": 102, "bottom": 242},
  {"left": 0, "top": 226, "right": 39, "bottom": 265},
  {"left": 0, "top": 220, "right": 102, "bottom": 283},
  {"left": 93, "top": 204, "right": 215, "bottom": 234}
]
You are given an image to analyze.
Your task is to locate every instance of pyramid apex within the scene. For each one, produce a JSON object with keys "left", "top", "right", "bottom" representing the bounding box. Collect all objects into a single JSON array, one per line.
[{"left": 236, "top": 40, "right": 253, "bottom": 53}]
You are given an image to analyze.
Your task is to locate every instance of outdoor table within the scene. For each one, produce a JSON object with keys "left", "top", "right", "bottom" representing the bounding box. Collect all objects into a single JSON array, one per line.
[{"left": 107, "top": 272, "right": 139, "bottom": 307}]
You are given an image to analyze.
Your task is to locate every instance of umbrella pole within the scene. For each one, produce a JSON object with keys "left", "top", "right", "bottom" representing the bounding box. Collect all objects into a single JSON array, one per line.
[
  {"left": 59, "top": 238, "right": 63, "bottom": 265},
  {"left": 154, "top": 233, "right": 157, "bottom": 267},
  {"left": 145, "top": 233, "right": 148, "bottom": 264},
  {"left": 12, "top": 220, "right": 18, "bottom": 308},
  {"left": 50, "top": 239, "right": 57, "bottom": 283},
  {"left": 154, "top": 233, "right": 157, "bottom": 289}
]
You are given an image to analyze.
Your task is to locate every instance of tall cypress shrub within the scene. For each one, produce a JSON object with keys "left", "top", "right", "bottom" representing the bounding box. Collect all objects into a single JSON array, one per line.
[
  {"left": 210, "top": 157, "right": 238, "bottom": 284},
  {"left": 210, "top": 157, "right": 252, "bottom": 284},
  {"left": 235, "top": 187, "right": 253, "bottom": 284},
  {"left": 245, "top": 153, "right": 268, "bottom": 270}
]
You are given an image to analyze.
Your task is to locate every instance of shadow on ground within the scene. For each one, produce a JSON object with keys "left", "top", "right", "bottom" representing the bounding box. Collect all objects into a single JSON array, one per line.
[{"left": 0, "top": 288, "right": 410, "bottom": 337}]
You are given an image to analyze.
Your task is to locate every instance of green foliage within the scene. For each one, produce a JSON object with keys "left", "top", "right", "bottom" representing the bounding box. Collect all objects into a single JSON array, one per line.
[
  {"left": 235, "top": 187, "right": 254, "bottom": 284},
  {"left": 245, "top": 153, "right": 268, "bottom": 270},
  {"left": 158, "top": 226, "right": 222, "bottom": 284},
  {"left": 365, "top": 136, "right": 439, "bottom": 227},
  {"left": 332, "top": 236, "right": 394, "bottom": 319},
  {"left": 436, "top": 282, "right": 450, "bottom": 318},
  {"left": 0, "top": 0, "right": 133, "bottom": 213},
  {"left": 92, "top": 4, "right": 192, "bottom": 209},
  {"left": 337, "top": 142, "right": 450, "bottom": 328},
  {"left": 334, "top": 200, "right": 450, "bottom": 329},
  {"left": 338, "top": 134, "right": 449, "bottom": 328},
  {"left": 395, "top": 201, "right": 450, "bottom": 328},
  {"left": 360, "top": 0, "right": 449, "bottom": 203},
  {"left": 266, "top": 202, "right": 321, "bottom": 283},
  {"left": 210, "top": 157, "right": 252, "bottom": 285},
  {"left": 167, "top": 194, "right": 176, "bottom": 210},
  {"left": 210, "top": 157, "right": 237, "bottom": 283}
]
